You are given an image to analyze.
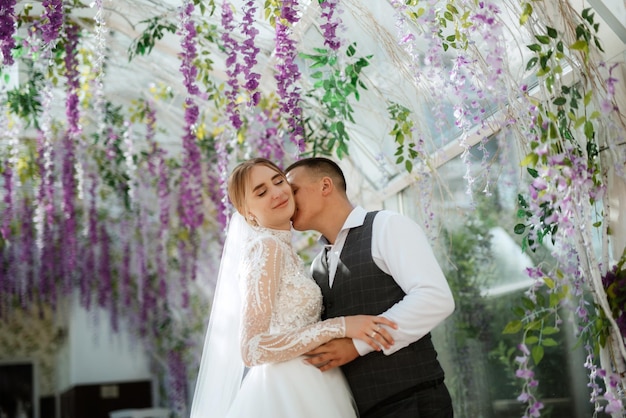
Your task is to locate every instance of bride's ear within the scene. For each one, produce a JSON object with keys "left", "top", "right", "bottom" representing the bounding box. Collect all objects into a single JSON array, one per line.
[{"left": 246, "top": 213, "right": 258, "bottom": 226}]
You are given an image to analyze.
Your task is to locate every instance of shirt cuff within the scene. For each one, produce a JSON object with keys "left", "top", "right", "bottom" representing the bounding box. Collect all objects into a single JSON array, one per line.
[{"left": 353, "top": 338, "right": 375, "bottom": 356}]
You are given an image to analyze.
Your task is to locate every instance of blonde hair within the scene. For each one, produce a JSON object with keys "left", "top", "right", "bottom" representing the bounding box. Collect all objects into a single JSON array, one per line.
[{"left": 227, "top": 158, "right": 286, "bottom": 217}]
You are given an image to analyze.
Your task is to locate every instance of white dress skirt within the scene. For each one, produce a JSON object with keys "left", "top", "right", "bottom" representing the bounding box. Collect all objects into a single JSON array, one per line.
[{"left": 226, "top": 357, "right": 358, "bottom": 418}]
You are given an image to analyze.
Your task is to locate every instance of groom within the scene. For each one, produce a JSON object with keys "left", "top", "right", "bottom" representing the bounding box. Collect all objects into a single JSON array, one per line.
[{"left": 285, "top": 157, "right": 455, "bottom": 418}]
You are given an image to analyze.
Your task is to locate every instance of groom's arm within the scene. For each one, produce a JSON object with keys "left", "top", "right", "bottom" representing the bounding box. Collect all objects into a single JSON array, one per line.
[{"left": 304, "top": 338, "right": 359, "bottom": 371}]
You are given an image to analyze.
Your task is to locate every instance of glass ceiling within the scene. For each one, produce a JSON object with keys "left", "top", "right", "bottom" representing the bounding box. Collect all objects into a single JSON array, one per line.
[{"left": 6, "top": 0, "right": 626, "bottom": 207}]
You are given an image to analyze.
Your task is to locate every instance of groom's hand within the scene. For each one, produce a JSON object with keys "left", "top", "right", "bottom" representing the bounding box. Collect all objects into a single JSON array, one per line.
[{"left": 304, "top": 338, "right": 359, "bottom": 371}]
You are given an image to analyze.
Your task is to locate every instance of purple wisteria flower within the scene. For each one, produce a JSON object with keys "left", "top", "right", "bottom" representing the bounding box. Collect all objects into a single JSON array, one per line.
[
  {"left": 0, "top": 0, "right": 17, "bottom": 66},
  {"left": 274, "top": 0, "right": 305, "bottom": 152},
  {"left": 178, "top": 1, "right": 202, "bottom": 98},
  {"left": 241, "top": 0, "right": 261, "bottom": 106},
  {"left": 179, "top": 98, "right": 204, "bottom": 229},
  {"left": 603, "top": 374, "right": 623, "bottom": 414},
  {"left": 144, "top": 102, "right": 170, "bottom": 301},
  {"left": 514, "top": 343, "right": 544, "bottom": 417},
  {"left": 320, "top": 0, "right": 342, "bottom": 51},
  {"left": 19, "top": 199, "right": 36, "bottom": 307},
  {"left": 35, "top": 126, "right": 58, "bottom": 307},
  {"left": 178, "top": 1, "right": 205, "bottom": 230},
  {"left": 221, "top": 0, "right": 243, "bottom": 129},
  {"left": 602, "top": 262, "right": 626, "bottom": 337},
  {"left": 61, "top": 22, "right": 81, "bottom": 282},
  {"left": 250, "top": 108, "right": 285, "bottom": 161},
  {"left": 214, "top": 135, "right": 230, "bottom": 228},
  {"left": 167, "top": 350, "right": 189, "bottom": 417},
  {"left": 98, "top": 222, "right": 112, "bottom": 309},
  {"left": 1, "top": 164, "right": 12, "bottom": 242},
  {"left": 82, "top": 177, "right": 99, "bottom": 310},
  {"left": 0, "top": 161, "right": 19, "bottom": 306},
  {"left": 41, "top": 0, "right": 64, "bottom": 44},
  {"left": 583, "top": 348, "right": 605, "bottom": 411},
  {"left": 137, "top": 210, "right": 152, "bottom": 337},
  {"left": 119, "top": 224, "right": 132, "bottom": 310}
]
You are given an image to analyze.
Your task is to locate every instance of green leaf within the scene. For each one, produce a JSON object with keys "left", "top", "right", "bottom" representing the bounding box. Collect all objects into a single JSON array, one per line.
[
  {"left": 336, "top": 141, "right": 349, "bottom": 159},
  {"left": 552, "top": 97, "right": 566, "bottom": 106},
  {"left": 527, "top": 44, "right": 542, "bottom": 52},
  {"left": 514, "top": 223, "right": 527, "bottom": 235},
  {"left": 310, "top": 59, "right": 328, "bottom": 69},
  {"left": 547, "top": 26, "right": 558, "bottom": 38},
  {"left": 446, "top": 4, "right": 459, "bottom": 14},
  {"left": 525, "top": 336, "right": 539, "bottom": 344},
  {"left": 535, "top": 35, "right": 551, "bottom": 44},
  {"left": 536, "top": 66, "right": 551, "bottom": 77},
  {"left": 520, "top": 153, "right": 538, "bottom": 167},
  {"left": 549, "top": 292, "right": 560, "bottom": 308},
  {"left": 542, "top": 337, "right": 558, "bottom": 347},
  {"left": 522, "top": 297, "right": 536, "bottom": 311},
  {"left": 594, "top": 37, "right": 605, "bottom": 52},
  {"left": 503, "top": 320, "right": 523, "bottom": 334},
  {"left": 570, "top": 40, "right": 588, "bottom": 51},
  {"left": 549, "top": 122, "right": 558, "bottom": 139},
  {"left": 512, "top": 306, "right": 525, "bottom": 317},
  {"left": 567, "top": 111, "right": 576, "bottom": 121},
  {"left": 584, "top": 121, "right": 594, "bottom": 139},
  {"left": 582, "top": 7, "right": 589, "bottom": 19},
  {"left": 532, "top": 344, "right": 545, "bottom": 364},
  {"left": 336, "top": 121, "right": 346, "bottom": 136},
  {"left": 545, "top": 74, "right": 554, "bottom": 93},
  {"left": 542, "top": 326, "right": 559, "bottom": 335},
  {"left": 346, "top": 43, "right": 356, "bottom": 57},
  {"left": 574, "top": 116, "right": 585, "bottom": 129},
  {"left": 520, "top": 2, "right": 533, "bottom": 25},
  {"left": 525, "top": 57, "right": 538, "bottom": 71}
]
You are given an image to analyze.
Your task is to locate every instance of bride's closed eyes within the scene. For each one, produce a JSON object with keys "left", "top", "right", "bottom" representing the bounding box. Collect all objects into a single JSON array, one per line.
[{"left": 253, "top": 175, "right": 286, "bottom": 197}]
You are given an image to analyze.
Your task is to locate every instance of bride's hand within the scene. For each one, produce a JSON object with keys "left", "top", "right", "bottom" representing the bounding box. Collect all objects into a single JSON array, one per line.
[{"left": 343, "top": 315, "right": 397, "bottom": 351}]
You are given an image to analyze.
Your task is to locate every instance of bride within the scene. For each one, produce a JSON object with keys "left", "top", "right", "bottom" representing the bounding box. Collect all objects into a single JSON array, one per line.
[{"left": 190, "top": 158, "right": 396, "bottom": 418}]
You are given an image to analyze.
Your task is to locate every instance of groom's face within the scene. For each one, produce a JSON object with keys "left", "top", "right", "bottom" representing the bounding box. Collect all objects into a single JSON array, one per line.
[{"left": 286, "top": 167, "right": 321, "bottom": 232}]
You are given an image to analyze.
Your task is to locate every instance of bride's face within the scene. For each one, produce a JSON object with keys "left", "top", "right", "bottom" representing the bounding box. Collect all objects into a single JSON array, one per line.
[{"left": 245, "top": 164, "right": 295, "bottom": 230}]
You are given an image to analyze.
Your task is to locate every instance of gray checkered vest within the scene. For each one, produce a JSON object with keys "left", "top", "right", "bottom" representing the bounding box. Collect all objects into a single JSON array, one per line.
[{"left": 311, "top": 211, "right": 445, "bottom": 414}]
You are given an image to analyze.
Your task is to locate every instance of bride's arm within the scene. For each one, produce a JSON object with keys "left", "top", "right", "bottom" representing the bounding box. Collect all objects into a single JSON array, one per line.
[{"left": 239, "top": 236, "right": 345, "bottom": 367}]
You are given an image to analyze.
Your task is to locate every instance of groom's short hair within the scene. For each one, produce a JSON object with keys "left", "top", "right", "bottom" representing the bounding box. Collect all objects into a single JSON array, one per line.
[{"left": 286, "top": 157, "right": 347, "bottom": 194}]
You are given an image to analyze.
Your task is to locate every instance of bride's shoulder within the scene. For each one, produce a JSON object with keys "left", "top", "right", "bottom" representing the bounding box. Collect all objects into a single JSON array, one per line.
[{"left": 244, "top": 231, "right": 286, "bottom": 256}]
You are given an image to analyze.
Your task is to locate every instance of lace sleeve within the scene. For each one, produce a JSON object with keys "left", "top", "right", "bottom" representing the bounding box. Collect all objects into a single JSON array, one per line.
[{"left": 239, "top": 236, "right": 345, "bottom": 367}]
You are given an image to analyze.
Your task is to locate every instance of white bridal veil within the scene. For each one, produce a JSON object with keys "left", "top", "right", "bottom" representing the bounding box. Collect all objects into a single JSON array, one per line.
[{"left": 190, "top": 212, "right": 252, "bottom": 418}]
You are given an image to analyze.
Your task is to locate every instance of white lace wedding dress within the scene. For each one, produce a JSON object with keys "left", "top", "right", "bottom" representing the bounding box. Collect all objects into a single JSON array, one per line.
[{"left": 224, "top": 227, "right": 358, "bottom": 418}]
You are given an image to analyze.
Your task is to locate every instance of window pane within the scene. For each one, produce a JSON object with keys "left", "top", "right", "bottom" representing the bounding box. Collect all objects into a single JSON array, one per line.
[{"left": 396, "top": 134, "right": 604, "bottom": 417}]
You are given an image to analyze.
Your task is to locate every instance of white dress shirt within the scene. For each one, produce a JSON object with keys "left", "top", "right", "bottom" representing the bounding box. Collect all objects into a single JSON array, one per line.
[{"left": 320, "top": 206, "right": 455, "bottom": 356}]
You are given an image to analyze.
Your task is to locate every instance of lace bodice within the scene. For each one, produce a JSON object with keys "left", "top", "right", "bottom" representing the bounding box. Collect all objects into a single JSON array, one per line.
[{"left": 239, "top": 227, "right": 346, "bottom": 366}]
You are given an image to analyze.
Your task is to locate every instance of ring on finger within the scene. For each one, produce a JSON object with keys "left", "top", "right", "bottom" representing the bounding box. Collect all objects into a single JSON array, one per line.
[
  {"left": 370, "top": 331, "right": 377, "bottom": 338},
  {"left": 375, "top": 325, "right": 380, "bottom": 332}
]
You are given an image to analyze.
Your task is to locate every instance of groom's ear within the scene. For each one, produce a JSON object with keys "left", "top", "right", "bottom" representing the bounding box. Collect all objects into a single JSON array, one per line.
[{"left": 320, "top": 176, "right": 333, "bottom": 196}]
